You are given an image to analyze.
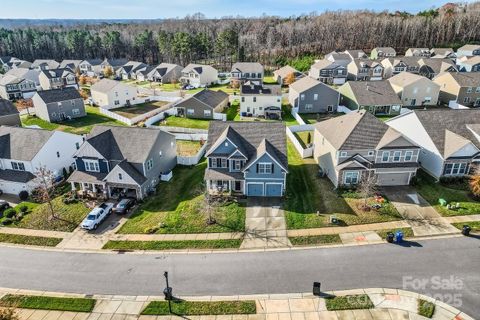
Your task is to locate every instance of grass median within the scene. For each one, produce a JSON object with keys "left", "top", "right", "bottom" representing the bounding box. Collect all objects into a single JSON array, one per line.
[
  {"left": 289, "top": 234, "right": 341, "bottom": 246},
  {"left": 376, "top": 227, "right": 414, "bottom": 239},
  {"left": 418, "top": 299, "right": 435, "bottom": 318},
  {"left": 103, "top": 239, "right": 242, "bottom": 251},
  {"left": 325, "top": 294, "right": 374, "bottom": 311},
  {"left": 0, "top": 294, "right": 95, "bottom": 313},
  {"left": 0, "top": 233, "right": 62, "bottom": 247},
  {"left": 142, "top": 300, "right": 256, "bottom": 316}
]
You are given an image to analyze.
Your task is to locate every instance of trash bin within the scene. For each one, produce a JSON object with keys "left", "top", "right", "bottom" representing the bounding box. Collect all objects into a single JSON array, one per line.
[
  {"left": 386, "top": 232, "right": 395, "bottom": 243},
  {"left": 313, "top": 282, "right": 321, "bottom": 296},
  {"left": 163, "top": 287, "right": 173, "bottom": 300},
  {"left": 462, "top": 225, "right": 471, "bottom": 236},
  {"left": 395, "top": 231, "right": 404, "bottom": 243}
]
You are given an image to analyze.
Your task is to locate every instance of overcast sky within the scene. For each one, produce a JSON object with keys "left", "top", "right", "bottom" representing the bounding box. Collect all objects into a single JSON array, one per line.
[{"left": 0, "top": 0, "right": 469, "bottom": 19}]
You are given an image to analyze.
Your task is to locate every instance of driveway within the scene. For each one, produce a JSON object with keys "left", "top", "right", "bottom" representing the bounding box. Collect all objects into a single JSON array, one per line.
[
  {"left": 0, "top": 194, "right": 21, "bottom": 207},
  {"left": 241, "top": 197, "right": 291, "bottom": 249},
  {"left": 382, "top": 186, "right": 459, "bottom": 236}
]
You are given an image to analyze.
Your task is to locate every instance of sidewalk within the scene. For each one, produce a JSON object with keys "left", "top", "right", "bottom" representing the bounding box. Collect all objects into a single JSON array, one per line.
[{"left": 0, "top": 287, "right": 473, "bottom": 320}]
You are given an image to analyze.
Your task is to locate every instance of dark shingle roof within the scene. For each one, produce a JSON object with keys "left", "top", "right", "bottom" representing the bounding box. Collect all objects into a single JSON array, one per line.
[
  {"left": 240, "top": 84, "right": 281, "bottom": 95},
  {"left": 0, "top": 169, "right": 36, "bottom": 183},
  {"left": 117, "top": 161, "right": 147, "bottom": 185},
  {"left": 0, "top": 126, "right": 53, "bottom": 161},
  {"left": 0, "top": 99, "right": 18, "bottom": 117},
  {"left": 191, "top": 89, "right": 229, "bottom": 108},
  {"left": 36, "top": 87, "right": 81, "bottom": 104},
  {"left": 41, "top": 68, "right": 73, "bottom": 79},
  {"left": 346, "top": 80, "right": 402, "bottom": 106}
]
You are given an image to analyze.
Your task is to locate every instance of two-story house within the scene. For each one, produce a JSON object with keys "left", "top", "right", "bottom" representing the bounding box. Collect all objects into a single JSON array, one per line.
[
  {"left": 100, "top": 59, "right": 129, "bottom": 73},
  {"left": 0, "top": 126, "right": 83, "bottom": 196},
  {"left": 313, "top": 110, "right": 419, "bottom": 187},
  {"left": 90, "top": 79, "right": 138, "bottom": 109},
  {"left": 387, "top": 109, "right": 480, "bottom": 180},
  {"left": 204, "top": 122, "right": 288, "bottom": 197},
  {"left": 370, "top": 47, "right": 397, "bottom": 60},
  {"left": 456, "top": 56, "right": 480, "bottom": 72},
  {"left": 405, "top": 48, "right": 431, "bottom": 57},
  {"left": 344, "top": 50, "right": 368, "bottom": 60},
  {"left": 309, "top": 59, "right": 347, "bottom": 85},
  {"left": 418, "top": 58, "right": 458, "bottom": 79},
  {"left": 116, "top": 61, "right": 148, "bottom": 80},
  {"left": 324, "top": 51, "right": 352, "bottom": 67},
  {"left": 288, "top": 76, "right": 340, "bottom": 114},
  {"left": 67, "top": 125, "right": 177, "bottom": 200},
  {"left": 180, "top": 64, "right": 218, "bottom": 88},
  {"left": 230, "top": 62, "right": 264, "bottom": 84},
  {"left": 388, "top": 72, "right": 440, "bottom": 107},
  {"left": 0, "top": 74, "right": 37, "bottom": 100},
  {"left": 433, "top": 72, "right": 480, "bottom": 108},
  {"left": 5, "top": 68, "right": 40, "bottom": 88},
  {"left": 456, "top": 44, "right": 480, "bottom": 58},
  {"left": 174, "top": 89, "right": 229, "bottom": 119},
  {"left": 144, "top": 63, "right": 183, "bottom": 83},
  {"left": 31, "top": 59, "right": 60, "bottom": 71},
  {"left": 59, "top": 60, "right": 83, "bottom": 72},
  {"left": 431, "top": 48, "right": 456, "bottom": 59},
  {"left": 32, "top": 88, "right": 86, "bottom": 123},
  {"left": 347, "top": 59, "right": 384, "bottom": 81},
  {"left": 240, "top": 83, "right": 282, "bottom": 119},
  {"left": 381, "top": 57, "right": 422, "bottom": 78},
  {"left": 39, "top": 68, "right": 78, "bottom": 90},
  {"left": 79, "top": 59, "right": 103, "bottom": 77}
]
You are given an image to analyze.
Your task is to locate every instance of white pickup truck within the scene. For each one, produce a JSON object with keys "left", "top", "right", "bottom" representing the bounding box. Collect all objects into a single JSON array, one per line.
[{"left": 81, "top": 202, "right": 114, "bottom": 230}]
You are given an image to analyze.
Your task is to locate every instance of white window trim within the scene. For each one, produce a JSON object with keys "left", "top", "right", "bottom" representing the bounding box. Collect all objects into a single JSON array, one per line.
[
  {"left": 258, "top": 162, "right": 272, "bottom": 174},
  {"left": 340, "top": 151, "right": 348, "bottom": 158},
  {"left": 381, "top": 151, "right": 390, "bottom": 162},
  {"left": 344, "top": 171, "right": 359, "bottom": 185},
  {"left": 405, "top": 151, "right": 413, "bottom": 162},
  {"left": 84, "top": 160, "right": 100, "bottom": 172},
  {"left": 393, "top": 151, "right": 401, "bottom": 162}
]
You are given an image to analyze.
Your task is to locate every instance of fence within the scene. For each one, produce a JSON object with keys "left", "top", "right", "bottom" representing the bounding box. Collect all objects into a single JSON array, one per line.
[
  {"left": 144, "top": 108, "right": 177, "bottom": 127},
  {"left": 213, "top": 112, "right": 227, "bottom": 121},
  {"left": 448, "top": 101, "right": 470, "bottom": 110},
  {"left": 291, "top": 107, "right": 306, "bottom": 125},
  {"left": 286, "top": 124, "right": 315, "bottom": 158},
  {"left": 177, "top": 143, "right": 207, "bottom": 166},
  {"left": 337, "top": 105, "right": 351, "bottom": 114}
]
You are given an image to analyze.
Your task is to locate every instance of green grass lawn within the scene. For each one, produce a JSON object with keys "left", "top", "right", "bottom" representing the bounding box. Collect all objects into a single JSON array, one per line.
[
  {"left": 0, "top": 295, "right": 95, "bottom": 313},
  {"left": 285, "top": 142, "right": 402, "bottom": 229},
  {"left": 209, "top": 83, "right": 240, "bottom": 95},
  {"left": 176, "top": 140, "right": 203, "bottom": 156},
  {"left": 142, "top": 300, "right": 256, "bottom": 316},
  {"left": 415, "top": 171, "right": 480, "bottom": 216},
  {"left": 418, "top": 299, "right": 435, "bottom": 318},
  {"left": 118, "top": 161, "right": 246, "bottom": 234},
  {"left": 226, "top": 101, "right": 239, "bottom": 121},
  {"left": 157, "top": 115, "right": 211, "bottom": 130},
  {"left": 21, "top": 105, "right": 125, "bottom": 134},
  {"left": 0, "top": 233, "right": 62, "bottom": 247},
  {"left": 293, "top": 131, "right": 312, "bottom": 148},
  {"left": 103, "top": 239, "right": 242, "bottom": 251},
  {"left": 452, "top": 221, "right": 480, "bottom": 232},
  {"left": 282, "top": 103, "right": 299, "bottom": 127},
  {"left": 325, "top": 295, "right": 374, "bottom": 311},
  {"left": 289, "top": 234, "right": 341, "bottom": 246},
  {"left": 376, "top": 227, "right": 414, "bottom": 239},
  {"left": 112, "top": 101, "right": 169, "bottom": 119},
  {"left": 263, "top": 76, "right": 278, "bottom": 85}
]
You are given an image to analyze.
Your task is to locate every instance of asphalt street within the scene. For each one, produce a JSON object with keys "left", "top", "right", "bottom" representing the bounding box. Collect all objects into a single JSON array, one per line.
[{"left": 0, "top": 236, "right": 479, "bottom": 316}]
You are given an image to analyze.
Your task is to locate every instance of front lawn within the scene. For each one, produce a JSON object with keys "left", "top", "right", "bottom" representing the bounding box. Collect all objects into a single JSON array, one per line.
[
  {"left": 177, "top": 140, "right": 203, "bottom": 156},
  {"left": 21, "top": 105, "right": 125, "bottom": 134},
  {"left": 325, "top": 295, "right": 374, "bottom": 311},
  {"left": 415, "top": 171, "right": 480, "bottom": 217},
  {"left": 142, "top": 300, "right": 256, "bottom": 316},
  {"left": 0, "top": 233, "right": 62, "bottom": 247},
  {"left": 118, "top": 161, "right": 246, "bottom": 234},
  {"left": 103, "top": 239, "right": 242, "bottom": 251},
  {"left": 112, "top": 101, "right": 169, "bottom": 119},
  {"left": 0, "top": 295, "right": 95, "bottom": 313},
  {"left": 376, "top": 227, "right": 414, "bottom": 239},
  {"left": 289, "top": 234, "right": 341, "bottom": 246},
  {"left": 209, "top": 83, "right": 240, "bottom": 95},
  {"left": 157, "top": 115, "right": 211, "bottom": 130}
]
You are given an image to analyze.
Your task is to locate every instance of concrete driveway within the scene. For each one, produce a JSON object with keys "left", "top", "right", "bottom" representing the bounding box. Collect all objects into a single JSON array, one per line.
[{"left": 382, "top": 186, "right": 459, "bottom": 236}]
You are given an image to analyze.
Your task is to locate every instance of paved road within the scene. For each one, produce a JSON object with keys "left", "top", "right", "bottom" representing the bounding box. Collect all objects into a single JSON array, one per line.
[{"left": 0, "top": 237, "right": 479, "bottom": 316}]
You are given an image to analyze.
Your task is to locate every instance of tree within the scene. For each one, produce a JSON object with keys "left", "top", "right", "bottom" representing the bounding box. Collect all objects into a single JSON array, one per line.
[
  {"left": 284, "top": 72, "right": 296, "bottom": 85},
  {"left": 15, "top": 99, "right": 33, "bottom": 116},
  {"left": 78, "top": 75, "right": 87, "bottom": 85},
  {"left": 78, "top": 89, "right": 89, "bottom": 100},
  {"left": 356, "top": 172, "right": 378, "bottom": 210},
  {"left": 470, "top": 166, "right": 480, "bottom": 198},
  {"left": 103, "top": 66, "right": 114, "bottom": 78}
]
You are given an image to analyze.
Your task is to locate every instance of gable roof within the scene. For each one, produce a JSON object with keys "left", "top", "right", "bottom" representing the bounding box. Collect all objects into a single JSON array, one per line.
[
  {"left": 344, "top": 50, "right": 368, "bottom": 59},
  {"left": 103, "top": 58, "right": 129, "bottom": 67},
  {"left": 31, "top": 59, "right": 60, "bottom": 69},
  {"left": 352, "top": 59, "right": 383, "bottom": 69},
  {"left": 0, "top": 99, "right": 19, "bottom": 117},
  {"left": 431, "top": 48, "right": 454, "bottom": 57},
  {"left": 444, "top": 72, "right": 480, "bottom": 87},
  {"left": 388, "top": 71, "right": 434, "bottom": 87},
  {"left": 458, "top": 44, "right": 480, "bottom": 52},
  {"left": 240, "top": 84, "right": 281, "bottom": 95},
  {"left": 311, "top": 59, "right": 344, "bottom": 71},
  {"left": 81, "top": 59, "right": 103, "bottom": 66},
  {"left": 5, "top": 68, "right": 40, "bottom": 82},
  {"left": 106, "top": 160, "right": 147, "bottom": 185},
  {"left": 182, "top": 63, "right": 215, "bottom": 75},
  {"left": 59, "top": 60, "right": 82, "bottom": 69},
  {"left": 460, "top": 56, "right": 480, "bottom": 66},
  {"left": 231, "top": 62, "right": 263, "bottom": 74},
  {"left": 0, "top": 126, "right": 53, "bottom": 161},
  {"left": 274, "top": 65, "right": 299, "bottom": 78},
  {"left": 188, "top": 89, "right": 229, "bottom": 108},
  {"left": 0, "top": 74, "right": 23, "bottom": 85},
  {"left": 36, "top": 87, "right": 82, "bottom": 104},
  {"left": 418, "top": 58, "right": 457, "bottom": 74},
  {"left": 289, "top": 76, "right": 321, "bottom": 92},
  {"left": 90, "top": 79, "right": 131, "bottom": 93},
  {"left": 373, "top": 47, "right": 396, "bottom": 55},
  {"left": 345, "top": 80, "right": 402, "bottom": 106},
  {"left": 41, "top": 68, "right": 74, "bottom": 79},
  {"left": 205, "top": 122, "right": 287, "bottom": 170}
]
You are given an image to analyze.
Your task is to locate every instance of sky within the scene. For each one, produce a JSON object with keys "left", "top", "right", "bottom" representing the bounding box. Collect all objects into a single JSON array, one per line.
[{"left": 0, "top": 0, "right": 472, "bottom": 19}]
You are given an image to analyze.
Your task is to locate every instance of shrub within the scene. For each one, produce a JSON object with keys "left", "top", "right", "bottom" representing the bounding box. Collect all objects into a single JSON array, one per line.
[
  {"left": 418, "top": 299, "right": 435, "bottom": 318},
  {"left": 18, "top": 191, "right": 28, "bottom": 201},
  {"left": 144, "top": 226, "right": 159, "bottom": 234},
  {"left": 18, "top": 205, "right": 29, "bottom": 213},
  {"left": 15, "top": 213, "right": 23, "bottom": 221},
  {"left": 2, "top": 218, "right": 13, "bottom": 226},
  {"left": 3, "top": 208, "right": 16, "bottom": 219}
]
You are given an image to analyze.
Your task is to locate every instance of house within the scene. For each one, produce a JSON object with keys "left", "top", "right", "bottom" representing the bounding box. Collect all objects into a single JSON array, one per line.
[
  {"left": 347, "top": 59, "right": 384, "bottom": 81},
  {"left": 433, "top": 72, "right": 480, "bottom": 108},
  {"left": 79, "top": 59, "right": 103, "bottom": 77},
  {"left": 273, "top": 65, "right": 303, "bottom": 85},
  {"left": 32, "top": 88, "right": 86, "bottom": 123},
  {"left": 116, "top": 61, "right": 148, "bottom": 80},
  {"left": 239, "top": 83, "right": 282, "bottom": 119},
  {"left": 405, "top": 48, "right": 431, "bottom": 57},
  {"left": 31, "top": 59, "right": 60, "bottom": 71},
  {"left": 39, "top": 68, "right": 78, "bottom": 90},
  {"left": 456, "top": 56, "right": 480, "bottom": 72},
  {"left": 381, "top": 57, "right": 422, "bottom": 78},
  {"left": 0, "top": 99, "right": 21, "bottom": 126},
  {"left": 143, "top": 63, "right": 182, "bottom": 83},
  {"left": 418, "top": 58, "right": 458, "bottom": 79},
  {"left": 204, "top": 122, "right": 288, "bottom": 197},
  {"left": 388, "top": 72, "right": 440, "bottom": 107},
  {"left": 100, "top": 59, "right": 129, "bottom": 72},
  {"left": 324, "top": 51, "right": 352, "bottom": 67},
  {"left": 180, "top": 64, "right": 218, "bottom": 88},
  {"left": 431, "top": 48, "right": 456, "bottom": 59},
  {"left": 5, "top": 68, "right": 41, "bottom": 87},
  {"left": 67, "top": 125, "right": 177, "bottom": 200},
  {"left": 288, "top": 76, "right": 340, "bottom": 114},
  {"left": 309, "top": 59, "right": 347, "bottom": 85},
  {"left": 175, "top": 89, "right": 229, "bottom": 119},
  {"left": 0, "top": 74, "right": 37, "bottom": 100},
  {"left": 1, "top": 57, "right": 32, "bottom": 73},
  {"left": 0, "top": 126, "right": 83, "bottom": 196},
  {"left": 370, "top": 47, "right": 397, "bottom": 59},
  {"left": 338, "top": 80, "right": 403, "bottom": 115},
  {"left": 230, "top": 62, "right": 264, "bottom": 84},
  {"left": 344, "top": 50, "right": 368, "bottom": 60},
  {"left": 456, "top": 44, "right": 480, "bottom": 58},
  {"left": 59, "top": 60, "right": 82, "bottom": 71},
  {"left": 90, "top": 79, "right": 138, "bottom": 109},
  {"left": 386, "top": 109, "right": 480, "bottom": 179},
  {"left": 313, "top": 110, "right": 419, "bottom": 187}
]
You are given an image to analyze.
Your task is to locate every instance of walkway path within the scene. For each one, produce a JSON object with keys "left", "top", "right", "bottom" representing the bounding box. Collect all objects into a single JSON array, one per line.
[{"left": 241, "top": 197, "right": 291, "bottom": 249}]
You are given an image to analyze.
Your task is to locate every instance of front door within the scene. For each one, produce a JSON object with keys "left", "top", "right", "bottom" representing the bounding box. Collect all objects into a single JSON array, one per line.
[
  {"left": 234, "top": 181, "right": 241, "bottom": 191},
  {"left": 410, "top": 99, "right": 416, "bottom": 106}
]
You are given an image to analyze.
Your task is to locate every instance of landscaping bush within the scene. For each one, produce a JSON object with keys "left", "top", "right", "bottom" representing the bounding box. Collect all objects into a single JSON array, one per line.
[
  {"left": 3, "top": 208, "right": 16, "bottom": 219},
  {"left": 144, "top": 226, "right": 159, "bottom": 234},
  {"left": 18, "top": 205, "right": 29, "bottom": 214},
  {"left": 339, "top": 189, "right": 361, "bottom": 199},
  {"left": 15, "top": 213, "right": 24, "bottom": 222},
  {"left": 418, "top": 299, "right": 435, "bottom": 318},
  {"left": 18, "top": 191, "right": 28, "bottom": 201},
  {"left": 440, "top": 176, "right": 469, "bottom": 191},
  {"left": 1, "top": 218, "right": 13, "bottom": 226}
]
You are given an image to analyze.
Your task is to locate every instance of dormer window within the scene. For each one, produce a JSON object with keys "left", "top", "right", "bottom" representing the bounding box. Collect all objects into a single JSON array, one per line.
[
  {"left": 368, "top": 151, "right": 374, "bottom": 156},
  {"left": 118, "top": 173, "right": 123, "bottom": 180},
  {"left": 84, "top": 160, "right": 100, "bottom": 172}
]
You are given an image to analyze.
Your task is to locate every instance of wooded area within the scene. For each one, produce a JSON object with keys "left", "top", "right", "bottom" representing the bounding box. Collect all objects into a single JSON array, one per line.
[{"left": 1, "top": 4, "right": 479, "bottom": 71}]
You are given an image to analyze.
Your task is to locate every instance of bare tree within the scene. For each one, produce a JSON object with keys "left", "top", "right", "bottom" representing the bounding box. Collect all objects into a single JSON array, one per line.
[{"left": 356, "top": 172, "right": 378, "bottom": 210}]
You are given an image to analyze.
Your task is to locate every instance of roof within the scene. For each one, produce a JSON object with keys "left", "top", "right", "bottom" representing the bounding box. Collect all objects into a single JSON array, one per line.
[
  {"left": 188, "top": 89, "right": 229, "bottom": 108},
  {"left": 412, "top": 109, "right": 480, "bottom": 158},
  {"left": 0, "top": 126, "right": 53, "bottom": 161},
  {"left": 205, "top": 122, "right": 287, "bottom": 170},
  {"left": 0, "top": 74, "right": 22, "bottom": 85},
  {"left": 344, "top": 50, "right": 368, "bottom": 59},
  {"left": 458, "top": 44, "right": 480, "bottom": 52},
  {"left": 81, "top": 59, "right": 103, "bottom": 66},
  {"left": 444, "top": 72, "right": 480, "bottom": 87},
  {"left": 431, "top": 48, "right": 454, "bottom": 56},
  {"left": 353, "top": 59, "right": 382, "bottom": 68},
  {"left": 240, "top": 84, "right": 281, "bottom": 95},
  {"left": 388, "top": 72, "right": 433, "bottom": 87},
  {"left": 311, "top": 59, "right": 342, "bottom": 70},
  {"left": 0, "top": 169, "right": 36, "bottom": 183},
  {"left": 273, "top": 65, "right": 298, "bottom": 78},
  {"left": 5, "top": 68, "right": 40, "bottom": 81},
  {"left": 231, "top": 62, "right": 263, "bottom": 74},
  {"left": 40, "top": 68, "right": 73, "bottom": 79},
  {"left": 115, "top": 160, "right": 147, "bottom": 185},
  {"left": 407, "top": 48, "right": 430, "bottom": 54},
  {"left": 289, "top": 76, "right": 321, "bottom": 92},
  {"left": 0, "top": 99, "right": 19, "bottom": 117},
  {"left": 90, "top": 79, "right": 126, "bottom": 93},
  {"left": 345, "top": 81, "right": 402, "bottom": 106},
  {"left": 35, "top": 87, "right": 82, "bottom": 104},
  {"left": 103, "top": 58, "right": 129, "bottom": 67},
  {"left": 204, "top": 168, "right": 244, "bottom": 181},
  {"left": 373, "top": 47, "right": 396, "bottom": 54},
  {"left": 386, "top": 56, "right": 422, "bottom": 68},
  {"left": 31, "top": 59, "right": 60, "bottom": 69},
  {"left": 59, "top": 60, "right": 82, "bottom": 69},
  {"left": 418, "top": 58, "right": 456, "bottom": 73},
  {"left": 67, "top": 170, "right": 107, "bottom": 184},
  {"left": 460, "top": 56, "right": 480, "bottom": 66},
  {"left": 182, "top": 63, "right": 214, "bottom": 75}
]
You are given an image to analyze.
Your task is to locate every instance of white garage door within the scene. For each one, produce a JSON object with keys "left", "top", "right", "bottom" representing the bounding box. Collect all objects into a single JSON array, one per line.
[
  {"left": 0, "top": 180, "right": 26, "bottom": 195},
  {"left": 376, "top": 173, "right": 411, "bottom": 186}
]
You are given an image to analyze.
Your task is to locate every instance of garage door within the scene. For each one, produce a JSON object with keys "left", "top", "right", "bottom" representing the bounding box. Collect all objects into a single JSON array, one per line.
[
  {"left": 376, "top": 173, "right": 411, "bottom": 186},
  {"left": 0, "top": 180, "right": 25, "bottom": 195},
  {"left": 247, "top": 183, "right": 263, "bottom": 197},
  {"left": 265, "top": 184, "right": 283, "bottom": 197}
]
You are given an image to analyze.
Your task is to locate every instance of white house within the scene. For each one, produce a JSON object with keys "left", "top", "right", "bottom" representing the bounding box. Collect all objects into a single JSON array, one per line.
[
  {"left": 180, "top": 64, "right": 218, "bottom": 88},
  {"left": 90, "top": 79, "right": 138, "bottom": 109},
  {"left": 239, "top": 83, "right": 282, "bottom": 119},
  {"left": 0, "top": 126, "right": 83, "bottom": 196}
]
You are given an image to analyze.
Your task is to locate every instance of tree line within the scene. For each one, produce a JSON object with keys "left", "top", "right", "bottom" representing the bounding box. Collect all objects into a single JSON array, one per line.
[{"left": 1, "top": 4, "right": 480, "bottom": 71}]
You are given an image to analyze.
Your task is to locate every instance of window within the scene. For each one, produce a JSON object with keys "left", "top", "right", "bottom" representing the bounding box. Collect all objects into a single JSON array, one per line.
[
  {"left": 75, "top": 142, "right": 80, "bottom": 150},
  {"left": 405, "top": 151, "right": 413, "bottom": 161},
  {"left": 84, "top": 160, "right": 99, "bottom": 172},
  {"left": 340, "top": 151, "right": 347, "bottom": 157},
  {"left": 253, "top": 97, "right": 257, "bottom": 102},
  {"left": 187, "top": 109, "right": 194, "bottom": 115},
  {"left": 204, "top": 110, "right": 212, "bottom": 117},
  {"left": 305, "top": 104, "right": 313, "bottom": 111},
  {"left": 344, "top": 171, "right": 359, "bottom": 185},
  {"left": 464, "top": 97, "right": 471, "bottom": 103},
  {"left": 118, "top": 173, "right": 123, "bottom": 180},
  {"left": 146, "top": 159, "right": 154, "bottom": 171},
  {"left": 466, "top": 87, "right": 473, "bottom": 93},
  {"left": 382, "top": 151, "right": 390, "bottom": 162},
  {"left": 476, "top": 87, "right": 480, "bottom": 93},
  {"left": 115, "top": 91, "right": 119, "bottom": 97},
  {"left": 72, "top": 109, "right": 80, "bottom": 115},
  {"left": 56, "top": 151, "right": 60, "bottom": 158},
  {"left": 159, "top": 150, "right": 162, "bottom": 157},
  {"left": 368, "top": 151, "right": 374, "bottom": 156},
  {"left": 444, "top": 163, "right": 468, "bottom": 175},
  {"left": 241, "top": 97, "right": 245, "bottom": 102},
  {"left": 114, "top": 100, "right": 120, "bottom": 105},
  {"left": 233, "top": 160, "right": 241, "bottom": 171},
  {"left": 221, "top": 158, "right": 228, "bottom": 168},
  {"left": 300, "top": 94, "right": 305, "bottom": 101},
  {"left": 258, "top": 163, "right": 272, "bottom": 174},
  {"left": 313, "top": 94, "right": 318, "bottom": 101},
  {"left": 11, "top": 162, "right": 25, "bottom": 171},
  {"left": 393, "top": 151, "right": 401, "bottom": 162}
]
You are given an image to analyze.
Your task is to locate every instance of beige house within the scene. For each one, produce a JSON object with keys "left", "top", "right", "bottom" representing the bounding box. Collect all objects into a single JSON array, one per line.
[
  {"left": 273, "top": 65, "right": 303, "bottom": 84},
  {"left": 180, "top": 64, "right": 218, "bottom": 88},
  {"left": 405, "top": 48, "right": 431, "bottom": 57},
  {"left": 313, "top": 110, "right": 419, "bottom": 187},
  {"left": 370, "top": 47, "right": 396, "bottom": 60},
  {"left": 347, "top": 59, "right": 384, "bottom": 81},
  {"left": 90, "top": 79, "right": 138, "bottom": 109},
  {"left": 433, "top": 72, "right": 480, "bottom": 108},
  {"left": 388, "top": 72, "right": 440, "bottom": 107}
]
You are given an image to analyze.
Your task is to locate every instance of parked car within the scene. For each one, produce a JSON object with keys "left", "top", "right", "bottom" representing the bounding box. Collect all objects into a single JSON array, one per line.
[
  {"left": 113, "top": 198, "right": 136, "bottom": 214},
  {"left": 81, "top": 202, "right": 114, "bottom": 230}
]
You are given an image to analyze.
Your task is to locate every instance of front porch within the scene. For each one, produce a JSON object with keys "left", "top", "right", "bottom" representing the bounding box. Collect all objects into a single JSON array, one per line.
[
  {"left": 206, "top": 179, "right": 244, "bottom": 196},
  {"left": 70, "top": 181, "right": 108, "bottom": 200}
]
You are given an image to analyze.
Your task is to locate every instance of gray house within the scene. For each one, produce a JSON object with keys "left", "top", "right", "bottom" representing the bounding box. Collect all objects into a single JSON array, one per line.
[
  {"left": 0, "top": 99, "right": 21, "bottom": 126},
  {"left": 204, "top": 122, "right": 288, "bottom": 197},
  {"left": 288, "top": 76, "right": 340, "bottom": 114},
  {"left": 32, "top": 88, "right": 86, "bottom": 123},
  {"left": 175, "top": 89, "right": 229, "bottom": 119},
  {"left": 230, "top": 62, "right": 264, "bottom": 84},
  {"left": 67, "top": 125, "right": 177, "bottom": 200}
]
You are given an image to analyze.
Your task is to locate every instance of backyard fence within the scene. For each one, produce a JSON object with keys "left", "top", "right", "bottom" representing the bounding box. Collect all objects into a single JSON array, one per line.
[
  {"left": 144, "top": 108, "right": 178, "bottom": 127},
  {"left": 291, "top": 107, "right": 306, "bottom": 125},
  {"left": 337, "top": 105, "right": 351, "bottom": 114},
  {"left": 157, "top": 126, "right": 208, "bottom": 141},
  {"left": 286, "top": 124, "right": 315, "bottom": 158},
  {"left": 177, "top": 143, "right": 207, "bottom": 166},
  {"left": 213, "top": 112, "right": 227, "bottom": 121}
]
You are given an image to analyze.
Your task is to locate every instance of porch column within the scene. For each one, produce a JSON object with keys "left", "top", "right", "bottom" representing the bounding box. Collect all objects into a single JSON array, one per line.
[
  {"left": 70, "top": 181, "right": 75, "bottom": 191},
  {"left": 92, "top": 184, "right": 97, "bottom": 193},
  {"left": 82, "top": 183, "right": 87, "bottom": 191}
]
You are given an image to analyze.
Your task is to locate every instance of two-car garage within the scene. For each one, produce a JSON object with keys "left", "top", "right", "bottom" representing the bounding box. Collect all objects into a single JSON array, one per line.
[
  {"left": 376, "top": 172, "right": 412, "bottom": 186},
  {"left": 246, "top": 182, "right": 284, "bottom": 197}
]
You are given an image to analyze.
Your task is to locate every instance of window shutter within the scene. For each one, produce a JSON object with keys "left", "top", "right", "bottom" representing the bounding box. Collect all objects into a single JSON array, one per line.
[
  {"left": 227, "top": 160, "right": 230, "bottom": 168},
  {"left": 208, "top": 158, "right": 212, "bottom": 167},
  {"left": 272, "top": 164, "right": 274, "bottom": 174},
  {"left": 256, "top": 164, "right": 259, "bottom": 173}
]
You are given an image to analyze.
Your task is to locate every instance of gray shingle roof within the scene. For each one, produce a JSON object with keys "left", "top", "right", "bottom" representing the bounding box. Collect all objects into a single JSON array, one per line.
[
  {"left": 41, "top": 68, "right": 74, "bottom": 79},
  {"left": 116, "top": 160, "right": 147, "bottom": 185},
  {"left": 289, "top": 76, "right": 321, "bottom": 92},
  {"left": 447, "top": 72, "right": 480, "bottom": 87},
  {"left": 345, "top": 80, "right": 402, "bottom": 106},
  {"left": 0, "top": 126, "right": 53, "bottom": 161},
  {"left": 0, "top": 99, "right": 18, "bottom": 117},
  {"left": 231, "top": 62, "right": 264, "bottom": 74},
  {"left": 91, "top": 79, "right": 129, "bottom": 93},
  {"left": 67, "top": 170, "right": 107, "bottom": 184},
  {"left": 190, "top": 89, "right": 229, "bottom": 109},
  {"left": 273, "top": 65, "right": 298, "bottom": 78},
  {"left": 240, "top": 84, "right": 281, "bottom": 95},
  {"left": 36, "top": 87, "right": 82, "bottom": 104}
]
